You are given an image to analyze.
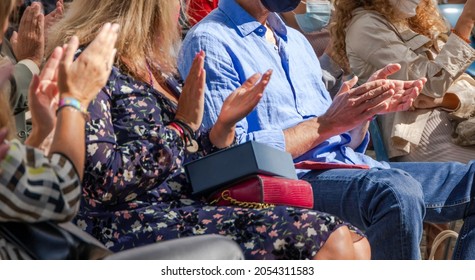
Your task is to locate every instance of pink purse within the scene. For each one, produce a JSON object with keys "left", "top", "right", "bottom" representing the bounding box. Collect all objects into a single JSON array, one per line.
[{"left": 208, "top": 174, "right": 314, "bottom": 209}]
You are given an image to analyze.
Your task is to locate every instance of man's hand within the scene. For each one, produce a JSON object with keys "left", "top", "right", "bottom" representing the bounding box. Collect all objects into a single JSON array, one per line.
[
  {"left": 367, "top": 63, "right": 426, "bottom": 114},
  {"left": 320, "top": 76, "right": 395, "bottom": 134},
  {"left": 11, "top": 2, "right": 45, "bottom": 67}
]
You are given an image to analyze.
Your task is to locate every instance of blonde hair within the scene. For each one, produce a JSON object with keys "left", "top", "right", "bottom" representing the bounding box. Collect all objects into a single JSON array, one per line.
[
  {"left": 331, "top": 0, "right": 448, "bottom": 73},
  {"left": 47, "top": 0, "right": 181, "bottom": 81}
]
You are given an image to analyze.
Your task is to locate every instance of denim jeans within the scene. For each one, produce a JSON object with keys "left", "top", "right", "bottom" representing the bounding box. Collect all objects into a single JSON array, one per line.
[{"left": 301, "top": 161, "right": 475, "bottom": 260}]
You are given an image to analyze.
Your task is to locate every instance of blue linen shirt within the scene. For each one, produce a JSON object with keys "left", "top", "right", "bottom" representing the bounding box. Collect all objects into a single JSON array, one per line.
[{"left": 178, "top": 0, "right": 388, "bottom": 170}]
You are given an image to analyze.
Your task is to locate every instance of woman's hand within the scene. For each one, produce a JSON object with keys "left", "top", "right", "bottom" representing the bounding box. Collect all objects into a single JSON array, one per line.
[
  {"left": 217, "top": 70, "right": 272, "bottom": 129},
  {"left": 454, "top": 0, "right": 475, "bottom": 42},
  {"left": 210, "top": 70, "right": 273, "bottom": 148},
  {"left": 25, "top": 46, "right": 63, "bottom": 148},
  {"left": 58, "top": 23, "right": 119, "bottom": 107},
  {"left": 368, "top": 63, "right": 425, "bottom": 114},
  {"left": 45, "top": 0, "right": 64, "bottom": 32},
  {"left": 175, "top": 51, "right": 206, "bottom": 132}
]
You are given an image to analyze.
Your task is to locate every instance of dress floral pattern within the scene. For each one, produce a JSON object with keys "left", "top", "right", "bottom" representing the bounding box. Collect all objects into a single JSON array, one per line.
[{"left": 75, "top": 64, "right": 365, "bottom": 260}]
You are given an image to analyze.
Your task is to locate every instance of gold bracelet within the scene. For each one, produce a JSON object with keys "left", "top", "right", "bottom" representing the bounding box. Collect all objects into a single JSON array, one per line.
[{"left": 451, "top": 28, "right": 471, "bottom": 44}]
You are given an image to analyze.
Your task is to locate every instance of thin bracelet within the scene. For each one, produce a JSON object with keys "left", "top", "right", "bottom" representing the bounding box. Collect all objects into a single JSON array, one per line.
[
  {"left": 56, "top": 97, "right": 90, "bottom": 121},
  {"left": 168, "top": 120, "right": 199, "bottom": 153},
  {"left": 56, "top": 106, "right": 90, "bottom": 121},
  {"left": 451, "top": 29, "right": 471, "bottom": 44},
  {"left": 168, "top": 122, "right": 184, "bottom": 138},
  {"left": 173, "top": 119, "right": 196, "bottom": 136}
]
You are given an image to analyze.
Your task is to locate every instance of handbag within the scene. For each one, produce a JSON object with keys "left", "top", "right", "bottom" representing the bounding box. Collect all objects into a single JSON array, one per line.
[
  {"left": 0, "top": 221, "right": 112, "bottom": 260},
  {"left": 208, "top": 174, "right": 314, "bottom": 209}
]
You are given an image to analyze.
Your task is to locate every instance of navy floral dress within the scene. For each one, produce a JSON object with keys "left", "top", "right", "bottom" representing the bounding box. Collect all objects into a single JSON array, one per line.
[{"left": 75, "top": 65, "right": 365, "bottom": 260}]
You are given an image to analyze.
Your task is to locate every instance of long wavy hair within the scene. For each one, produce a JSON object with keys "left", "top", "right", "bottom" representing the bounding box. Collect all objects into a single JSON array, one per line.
[
  {"left": 331, "top": 0, "right": 448, "bottom": 73},
  {"left": 46, "top": 0, "right": 182, "bottom": 81}
]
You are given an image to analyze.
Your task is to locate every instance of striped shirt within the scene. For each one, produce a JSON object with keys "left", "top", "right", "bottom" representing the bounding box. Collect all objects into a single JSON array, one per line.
[{"left": 0, "top": 139, "right": 81, "bottom": 260}]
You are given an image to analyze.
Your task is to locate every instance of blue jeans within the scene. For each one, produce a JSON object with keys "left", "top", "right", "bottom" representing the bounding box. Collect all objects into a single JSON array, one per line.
[{"left": 301, "top": 161, "right": 475, "bottom": 260}]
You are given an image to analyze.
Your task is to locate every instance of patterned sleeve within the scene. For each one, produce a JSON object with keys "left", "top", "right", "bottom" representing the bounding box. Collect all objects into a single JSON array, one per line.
[
  {"left": 0, "top": 139, "right": 81, "bottom": 223},
  {"left": 82, "top": 70, "right": 186, "bottom": 206}
]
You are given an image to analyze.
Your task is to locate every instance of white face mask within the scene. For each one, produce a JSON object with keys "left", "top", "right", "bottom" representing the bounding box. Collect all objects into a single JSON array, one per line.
[{"left": 389, "top": 0, "right": 421, "bottom": 18}]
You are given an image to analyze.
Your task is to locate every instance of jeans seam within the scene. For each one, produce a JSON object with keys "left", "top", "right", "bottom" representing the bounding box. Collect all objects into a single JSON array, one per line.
[{"left": 426, "top": 198, "right": 471, "bottom": 209}]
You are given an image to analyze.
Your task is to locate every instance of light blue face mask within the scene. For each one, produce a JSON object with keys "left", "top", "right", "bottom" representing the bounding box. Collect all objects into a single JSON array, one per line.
[{"left": 294, "top": 0, "right": 332, "bottom": 33}]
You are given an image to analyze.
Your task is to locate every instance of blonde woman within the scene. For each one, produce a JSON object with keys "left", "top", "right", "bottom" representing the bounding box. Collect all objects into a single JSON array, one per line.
[
  {"left": 332, "top": 0, "right": 475, "bottom": 163},
  {"left": 47, "top": 0, "right": 371, "bottom": 260}
]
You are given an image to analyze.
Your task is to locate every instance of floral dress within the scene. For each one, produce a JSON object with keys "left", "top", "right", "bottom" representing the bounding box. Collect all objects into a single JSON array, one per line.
[{"left": 75, "top": 65, "right": 365, "bottom": 260}]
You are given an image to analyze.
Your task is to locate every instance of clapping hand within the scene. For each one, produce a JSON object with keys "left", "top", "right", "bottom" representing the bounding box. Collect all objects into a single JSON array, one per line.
[
  {"left": 217, "top": 70, "right": 272, "bottom": 129},
  {"left": 210, "top": 70, "right": 273, "bottom": 148},
  {"left": 27, "top": 46, "right": 63, "bottom": 147},
  {"left": 175, "top": 50, "right": 206, "bottom": 132},
  {"left": 58, "top": 23, "right": 119, "bottom": 107},
  {"left": 44, "top": 0, "right": 64, "bottom": 39},
  {"left": 11, "top": 2, "right": 45, "bottom": 67},
  {"left": 367, "top": 63, "right": 426, "bottom": 114}
]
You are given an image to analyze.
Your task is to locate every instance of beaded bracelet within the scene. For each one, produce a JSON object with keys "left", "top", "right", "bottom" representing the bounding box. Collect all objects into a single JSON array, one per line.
[
  {"left": 451, "top": 29, "right": 471, "bottom": 44},
  {"left": 56, "top": 97, "right": 90, "bottom": 121}
]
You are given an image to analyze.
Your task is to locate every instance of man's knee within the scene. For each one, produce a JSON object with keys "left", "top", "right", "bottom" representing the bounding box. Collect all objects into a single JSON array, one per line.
[{"left": 363, "top": 168, "right": 425, "bottom": 212}]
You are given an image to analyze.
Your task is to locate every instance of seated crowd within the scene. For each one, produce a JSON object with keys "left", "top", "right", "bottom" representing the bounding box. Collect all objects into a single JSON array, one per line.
[{"left": 0, "top": 0, "right": 474, "bottom": 260}]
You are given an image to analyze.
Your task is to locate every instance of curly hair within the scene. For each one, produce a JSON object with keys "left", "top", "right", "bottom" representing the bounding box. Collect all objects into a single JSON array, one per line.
[{"left": 331, "top": 0, "right": 448, "bottom": 73}]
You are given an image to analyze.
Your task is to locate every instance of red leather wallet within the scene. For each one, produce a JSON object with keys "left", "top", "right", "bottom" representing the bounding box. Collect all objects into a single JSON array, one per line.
[{"left": 208, "top": 174, "right": 314, "bottom": 209}]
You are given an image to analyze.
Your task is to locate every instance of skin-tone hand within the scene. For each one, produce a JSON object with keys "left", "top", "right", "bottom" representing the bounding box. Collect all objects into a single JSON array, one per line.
[
  {"left": 49, "top": 23, "right": 119, "bottom": 180},
  {"left": 58, "top": 23, "right": 119, "bottom": 107},
  {"left": 454, "top": 0, "right": 475, "bottom": 41},
  {"left": 320, "top": 77, "right": 395, "bottom": 134},
  {"left": 367, "top": 63, "right": 426, "bottom": 114},
  {"left": 283, "top": 77, "right": 396, "bottom": 157},
  {"left": 10, "top": 2, "right": 45, "bottom": 67},
  {"left": 24, "top": 47, "right": 63, "bottom": 148},
  {"left": 44, "top": 0, "right": 64, "bottom": 37},
  {"left": 210, "top": 70, "right": 273, "bottom": 148},
  {"left": 174, "top": 50, "right": 206, "bottom": 132}
]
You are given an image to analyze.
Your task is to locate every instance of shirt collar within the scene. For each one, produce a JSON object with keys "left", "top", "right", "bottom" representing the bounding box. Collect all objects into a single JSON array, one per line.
[{"left": 219, "top": 0, "right": 288, "bottom": 38}]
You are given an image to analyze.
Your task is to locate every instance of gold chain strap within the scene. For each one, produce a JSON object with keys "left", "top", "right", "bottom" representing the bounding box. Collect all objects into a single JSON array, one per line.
[{"left": 211, "top": 190, "right": 275, "bottom": 209}]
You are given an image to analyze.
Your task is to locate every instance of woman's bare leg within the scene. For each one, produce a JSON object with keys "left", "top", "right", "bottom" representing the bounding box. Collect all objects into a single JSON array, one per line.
[{"left": 314, "top": 226, "right": 371, "bottom": 260}]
